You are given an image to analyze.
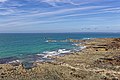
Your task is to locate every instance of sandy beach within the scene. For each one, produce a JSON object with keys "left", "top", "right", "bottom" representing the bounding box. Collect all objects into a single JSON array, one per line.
[{"left": 0, "top": 38, "right": 120, "bottom": 80}]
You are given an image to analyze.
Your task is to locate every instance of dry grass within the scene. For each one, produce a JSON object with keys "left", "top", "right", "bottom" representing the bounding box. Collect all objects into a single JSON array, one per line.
[{"left": 0, "top": 38, "right": 120, "bottom": 80}]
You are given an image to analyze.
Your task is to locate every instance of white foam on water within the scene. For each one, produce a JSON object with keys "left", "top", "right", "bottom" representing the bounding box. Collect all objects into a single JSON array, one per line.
[
  {"left": 45, "top": 40, "right": 49, "bottom": 42},
  {"left": 45, "top": 40, "right": 57, "bottom": 42},
  {"left": 43, "top": 51, "right": 57, "bottom": 54},
  {"left": 80, "top": 46, "right": 86, "bottom": 49},
  {"left": 8, "top": 60, "right": 20, "bottom": 64},
  {"left": 43, "top": 51, "right": 59, "bottom": 58},
  {"left": 72, "top": 43, "right": 81, "bottom": 46},
  {"left": 82, "top": 38, "right": 91, "bottom": 40},
  {"left": 36, "top": 49, "right": 72, "bottom": 58},
  {"left": 73, "top": 46, "right": 86, "bottom": 52},
  {"left": 36, "top": 39, "right": 87, "bottom": 62},
  {"left": 58, "top": 49, "right": 71, "bottom": 53},
  {"left": 36, "top": 45, "right": 87, "bottom": 59},
  {"left": 36, "top": 54, "right": 45, "bottom": 56}
]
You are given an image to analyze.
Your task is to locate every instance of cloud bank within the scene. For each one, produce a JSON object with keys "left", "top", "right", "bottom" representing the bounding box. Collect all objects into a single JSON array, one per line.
[{"left": 0, "top": 0, "right": 120, "bottom": 32}]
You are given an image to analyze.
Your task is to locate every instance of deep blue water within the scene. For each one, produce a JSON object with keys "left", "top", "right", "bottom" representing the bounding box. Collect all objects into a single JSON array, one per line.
[{"left": 0, "top": 32, "right": 120, "bottom": 60}]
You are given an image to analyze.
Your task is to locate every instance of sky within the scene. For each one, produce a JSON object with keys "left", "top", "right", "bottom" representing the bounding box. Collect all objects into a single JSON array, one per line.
[{"left": 0, "top": 0, "right": 120, "bottom": 33}]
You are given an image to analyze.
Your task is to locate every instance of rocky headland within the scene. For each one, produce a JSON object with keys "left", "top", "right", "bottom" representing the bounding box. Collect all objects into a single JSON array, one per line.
[{"left": 0, "top": 38, "right": 120, "bottom": 80}]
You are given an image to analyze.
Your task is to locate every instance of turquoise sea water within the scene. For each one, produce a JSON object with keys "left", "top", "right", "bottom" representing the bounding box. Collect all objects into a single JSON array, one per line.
[{"left": 0, "top": 33, "right": 120, "bottom": 63}]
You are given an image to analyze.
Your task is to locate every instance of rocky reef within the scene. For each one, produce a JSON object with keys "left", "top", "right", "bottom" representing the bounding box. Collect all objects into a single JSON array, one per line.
[{"left": 0, "top": 38, "right": 120, "bottom": 80}]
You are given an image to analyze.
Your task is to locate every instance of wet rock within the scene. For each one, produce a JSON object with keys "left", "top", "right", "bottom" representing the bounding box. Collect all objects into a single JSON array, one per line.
[
  {"left": 22, "top": 62, "right": 36, "bottom": 69},
  {"left": 0, "top": 57, "right": 18, "bottom": 64},
  {"left": 9, "top": 60, "right": 20, "bottom": 66}
]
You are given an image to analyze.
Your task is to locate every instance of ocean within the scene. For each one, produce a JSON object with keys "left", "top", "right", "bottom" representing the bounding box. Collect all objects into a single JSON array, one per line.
[{"left": 0, "top": 32, "right": 120, "bottom": 63}]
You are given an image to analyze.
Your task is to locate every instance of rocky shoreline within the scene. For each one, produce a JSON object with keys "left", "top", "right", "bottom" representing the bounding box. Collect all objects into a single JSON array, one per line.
[{"left": 0, "top": 38, "right": 120, "bottom": 80}]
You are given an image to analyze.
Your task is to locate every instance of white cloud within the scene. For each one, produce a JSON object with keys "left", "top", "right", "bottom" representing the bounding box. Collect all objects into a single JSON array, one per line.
[
  {"left": 0, "top": 8, "right": 15, "bottom": 15},
  {"left": 0, "top": 0, "right": 7, "bottom": 3},
  {"left": 52, "top": 7, "right": 120, "bottom": 19},
  {"left": 41, "top": 0, "right": 71, "bottom": 3},
  {"left": 40, "top": 0, "right": 101, "bottom": 6},
  {"left": 41, "top": 0, "right": 77, "bottom": 6},
  {"left": 24, "top": 6, "right": 106, "bottom": 18}
]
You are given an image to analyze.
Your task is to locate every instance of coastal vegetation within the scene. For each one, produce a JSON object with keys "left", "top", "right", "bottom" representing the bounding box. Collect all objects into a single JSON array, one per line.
[{"left": 0, "top": 38, "right": 120, "bottom": 80}]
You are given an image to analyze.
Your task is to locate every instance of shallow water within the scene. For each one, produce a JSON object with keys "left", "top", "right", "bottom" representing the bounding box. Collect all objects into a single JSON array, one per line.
[{"left": 0, "top": 32, "right": 120, "bottom": 63}]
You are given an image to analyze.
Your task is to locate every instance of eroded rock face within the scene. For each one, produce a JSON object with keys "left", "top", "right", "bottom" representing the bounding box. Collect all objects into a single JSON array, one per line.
[
  {"left": 107, "top": 42, "right": 120, "bottom": 50},
  {"left": 95, "top": 55, "right": 120, "bottom": 67},
  {"left": 89, "top": 38, "right": 120, "bottom": 51},
  {"left": 114, "top": 38, "right": 120, "bottom": 42}
]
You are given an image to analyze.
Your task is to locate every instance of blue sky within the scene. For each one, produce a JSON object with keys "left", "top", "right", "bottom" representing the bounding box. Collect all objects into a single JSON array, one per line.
[{"left": 0, "top": 0, "right": 120, "bottom": 33}]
